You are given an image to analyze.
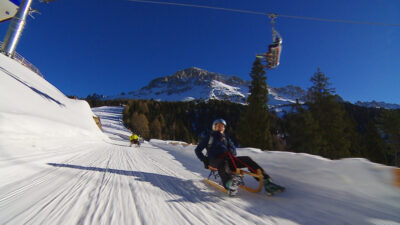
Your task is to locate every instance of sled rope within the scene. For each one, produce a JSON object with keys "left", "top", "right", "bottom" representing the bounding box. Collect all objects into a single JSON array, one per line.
[
  {"left": 228, "top": 151, "right": 238, "bottom": 169},
  {"left": 228, "top": 151, "right": 258, "bottom": 174}
]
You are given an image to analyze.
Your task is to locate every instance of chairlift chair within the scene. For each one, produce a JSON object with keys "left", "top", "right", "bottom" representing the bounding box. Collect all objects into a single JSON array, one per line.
[
  {"left": 257, "top": 14, "right": 283, "bottom": 69},
  {"left": 265, "top": 36, "right": 282, "bottom": 69}
]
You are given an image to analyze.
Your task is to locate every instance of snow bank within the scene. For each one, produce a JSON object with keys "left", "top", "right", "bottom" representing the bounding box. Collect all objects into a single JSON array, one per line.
[
  {"left": 151, "top": 139, "right": 400, "bottom": 202},
  {"left": 0, "top": 53, "right": 105, "bottom": 143}
]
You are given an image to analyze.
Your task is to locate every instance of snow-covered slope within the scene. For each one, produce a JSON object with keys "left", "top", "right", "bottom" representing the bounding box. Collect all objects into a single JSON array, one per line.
[
  {"left": 1, "top": 105, "right": 399, "bottom": 224},
  {"left": 0, "top": 53, "right": 105, "bottom": 143}
]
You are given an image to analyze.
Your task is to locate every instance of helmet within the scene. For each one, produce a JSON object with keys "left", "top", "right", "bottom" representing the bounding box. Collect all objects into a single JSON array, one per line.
[{"left": 212, "top": 119, "right": 227, "bottom": 131}]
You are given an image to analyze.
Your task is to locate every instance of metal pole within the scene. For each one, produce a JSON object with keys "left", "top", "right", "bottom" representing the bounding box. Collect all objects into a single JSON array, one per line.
[{"left": 1, "top": 0, "right": 34, "bottom": 57}]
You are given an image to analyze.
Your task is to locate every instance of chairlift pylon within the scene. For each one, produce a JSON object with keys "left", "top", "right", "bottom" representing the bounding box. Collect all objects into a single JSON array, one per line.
[{"left": 1, "top": 0, "right": 57, "bottom": 57}]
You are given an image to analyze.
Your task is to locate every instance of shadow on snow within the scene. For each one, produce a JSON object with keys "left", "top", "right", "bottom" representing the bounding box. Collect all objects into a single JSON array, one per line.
[
  {"left": 47, "top": 163, "right": 222, "bottom": 204},
  {"left": 0, "top": 66, "right": 65, "bottom": 107}
]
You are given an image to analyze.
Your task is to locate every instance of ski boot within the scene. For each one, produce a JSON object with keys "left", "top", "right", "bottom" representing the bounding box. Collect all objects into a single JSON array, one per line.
[
  {"left": 226, "top": 174, "right": 243, "bottom": 197},
  {"left": 264, "top": 178, "right": 285, "bottom": 196}
]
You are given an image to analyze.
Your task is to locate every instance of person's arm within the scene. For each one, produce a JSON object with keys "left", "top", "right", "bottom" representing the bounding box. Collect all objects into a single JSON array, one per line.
[{"left": 194, "top": 136, "right": 209, "bottom": 162}]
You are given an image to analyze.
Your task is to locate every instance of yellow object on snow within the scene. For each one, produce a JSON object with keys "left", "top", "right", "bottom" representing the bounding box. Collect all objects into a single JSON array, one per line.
[{"left": 130, "top": 134, "right": 139, "bottom": 141}]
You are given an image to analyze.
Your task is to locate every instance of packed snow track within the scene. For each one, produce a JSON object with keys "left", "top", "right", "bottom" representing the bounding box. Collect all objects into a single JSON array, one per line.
[{"left": 0, "top": 106, "right": 399, "bottom": 225}]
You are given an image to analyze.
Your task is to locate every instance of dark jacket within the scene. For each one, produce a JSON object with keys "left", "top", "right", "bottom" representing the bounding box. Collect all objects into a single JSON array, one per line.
[{"left": 195, "top": 131, "right": 236, "bottom": 162}]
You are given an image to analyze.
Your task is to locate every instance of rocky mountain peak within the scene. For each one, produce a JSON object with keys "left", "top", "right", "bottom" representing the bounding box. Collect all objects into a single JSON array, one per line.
[{"left": 142, "top": 67, "right": 249, "bottom": 91}]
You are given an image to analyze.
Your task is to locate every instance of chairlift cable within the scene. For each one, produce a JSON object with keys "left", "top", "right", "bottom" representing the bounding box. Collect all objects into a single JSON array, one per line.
[
  {"left": 277, "top": 14, "right": 400, "bottom": 27},
  {"left": 128, "top": 0, "right": 269, "bottom": 16},
  {"left": 128, "top": 0, "right": 400, "bottom": 27}
]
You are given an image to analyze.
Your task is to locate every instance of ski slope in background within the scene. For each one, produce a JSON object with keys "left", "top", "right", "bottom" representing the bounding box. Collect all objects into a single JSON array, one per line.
[{"left": 0, "top": 53, "right": 399, "bottom": 225}]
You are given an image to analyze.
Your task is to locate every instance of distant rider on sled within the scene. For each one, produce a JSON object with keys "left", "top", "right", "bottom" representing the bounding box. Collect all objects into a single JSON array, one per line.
[{"left": 129, "top": 133, "right": 140, "bottom": 147}]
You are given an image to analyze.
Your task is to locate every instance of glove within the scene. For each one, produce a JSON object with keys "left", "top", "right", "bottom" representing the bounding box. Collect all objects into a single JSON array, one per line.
[{"left": 203, "top": 158, "right": 209, "bottom": 169}]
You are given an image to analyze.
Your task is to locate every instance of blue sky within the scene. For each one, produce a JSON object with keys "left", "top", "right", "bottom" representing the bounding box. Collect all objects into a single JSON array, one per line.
[{"left": 1, "top": 0, "right": 399, "bottom": 104}]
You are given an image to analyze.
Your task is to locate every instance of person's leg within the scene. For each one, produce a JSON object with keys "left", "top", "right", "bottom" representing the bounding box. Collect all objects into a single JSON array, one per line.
[
  {"left": 209, "top": 158, "right": 232, "bottom": 189},
  {"left": 232, "top": 156, "right": 284, "bottom": 194},
  {"left": 227, "top": 155, "right": 284, "bottom": 194},
  {"left": 233, "top": 156, "right": 270, "bottom": 179}
]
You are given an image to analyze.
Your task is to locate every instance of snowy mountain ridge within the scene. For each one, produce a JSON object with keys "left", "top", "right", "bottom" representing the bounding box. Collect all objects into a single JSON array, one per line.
[
  {"left": 142, "top": 67, "right": 249, "bottom": 89},
  {"left": 122, "top": 67, "right": 251, "bottom": 103},
  {"left": 106, "top": 67, "right": 400, "bottom": 110},
  {"left": 355, "top": 100, "right": 400, "bottom": 110},
  {"left": 106, "top": 67, "right": 306, "bottom": 108}
]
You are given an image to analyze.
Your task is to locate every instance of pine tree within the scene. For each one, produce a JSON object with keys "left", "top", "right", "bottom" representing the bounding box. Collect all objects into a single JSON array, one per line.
[
  {"left": 307, "top": 69, "right": 352, "bottom": 159},
  {"left": 130, "top": 112, "right": 150, "bottom": 139},
  {"left": 363, "top": 120, "right": 387, "bottom": 164},
  {"left": 379, "top": 110, "right": 400, "bottom": 166},
  {"left": 158, "top": 114, "right": 168, "bottom": 139},
  {"left": 307, "top": 68, "right": 336, "bottom": 103},
  {"left": 247, "top": 59, "right": 269, "bottom": 110},
  {"left": 286, "top": 105, "right": 325, "bottom": 155},
  {"left": 150, "top": 117, "right": 162, "bottom": 139},
  {"left": 238, "top": 58, "right": 272, "bottom": 149},
  {"left": 137, "top": 101, "right": 149, "bottom": 114},
  {"left": 176, "top": 121, "right": 191, "bottom": 142}
]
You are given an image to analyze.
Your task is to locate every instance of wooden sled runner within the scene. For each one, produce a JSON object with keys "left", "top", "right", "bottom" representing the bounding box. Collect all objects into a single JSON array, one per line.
[{"left": 204, "top": 166, "right": 264, "bottom": 194}]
